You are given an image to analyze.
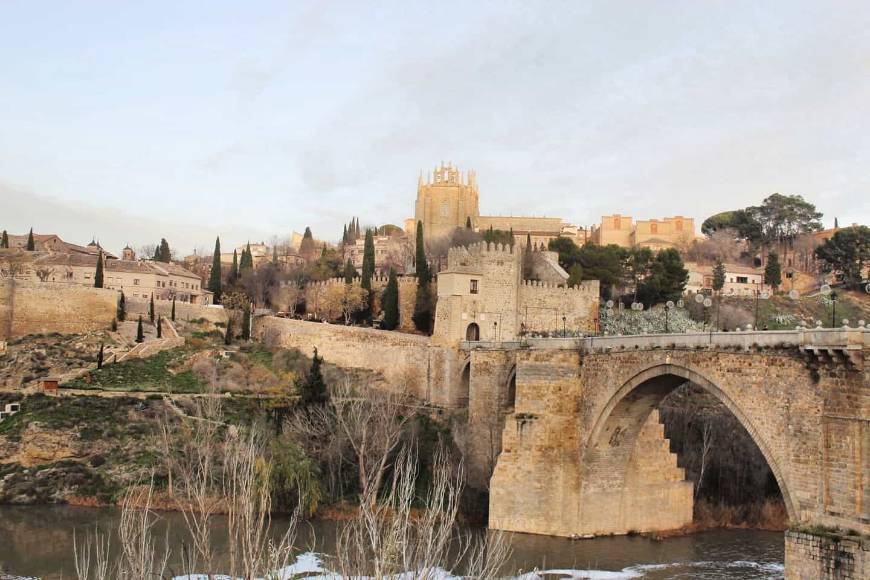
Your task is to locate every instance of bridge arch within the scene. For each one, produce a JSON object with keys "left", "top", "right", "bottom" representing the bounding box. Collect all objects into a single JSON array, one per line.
[{"left": 583, "top": 362, "right": 797, "bottom": 521}]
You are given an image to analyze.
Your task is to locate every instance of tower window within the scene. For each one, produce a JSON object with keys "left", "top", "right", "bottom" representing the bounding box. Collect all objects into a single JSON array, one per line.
[{"left": 470, "top": 279, "right": 479, "bottom": 294}]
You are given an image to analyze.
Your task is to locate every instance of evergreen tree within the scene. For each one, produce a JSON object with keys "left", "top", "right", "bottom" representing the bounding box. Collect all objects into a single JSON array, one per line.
[
  {"left": 136, "top": 316, "right": 144, "bottom": 343},
  {"left": 154, "top": 238, "right": 171, "bottom": 262},
  {"left": 118, "top": 292, "right": 126, "bottom": 321},
  {"left": 834, "top": 217, "right": 839, "bottom": 229},
  {"left": 97, "top": 342, "right": 104, "bottom": 370},
  {"left": 815, "top": 225, "right": 870, "bottom": 289},
  {"left": 465, "top": 216, "right": 472, "bottom": 229},
  {"left": 712, "top": 259, "right": 726, "bottom": 293},
  {"left": 765, "top": 251, "right": 782, "bottom": 290},
  {"left": 239, "top": 242, "right": 254, "bottom": 272},
  {"left": 342, "top": 224, "right": 348, "bottom": 245},
  {"left": 224, "top": 318, "right": 233, "bottom": 345},
  {"left": 149, "top": 294, "right": 155, "bottom": 323},
  {"left": 636, "top": 249, "right": 688, "bottom": 305},
  {"left": 414, "top": 221, "right": 430, "bottom": 285},
  {"left": 523, "top": 233, "right": 534, "bottom": 280},
  {"left": 382, "top": 268, "right": 400, "bottom": 330},
  {"left": 171, "top": 297, "right": 176, "bottom": 321},
  {"left": 94, "top": 250, "right": 104, "bottom": 288},
  {"left": 156, "top": 315, "right": 163, "bottom": 338},
  {"left": 1, "top": 230, "right": 8, "bottom": 248},
  {"left": 241, "top": 306, "right": 251, "bottom": 341},
  {"left": 26, "top": 228, "right": 35, "bottom": 251},
  {"left": 344, "top": 259, "right": 356, "bottom": 284},
  {"left": 228, "top": 249, "right": 239, "bottom": 284},
  {"left": 297, "top": 347, "right": 328, "bottom": 406},
  {"left": 361, "top": 229, "right": 375, "bottom": 290},
  {"left": 207, "top": 237, "right": 222, "bottom": 303}
]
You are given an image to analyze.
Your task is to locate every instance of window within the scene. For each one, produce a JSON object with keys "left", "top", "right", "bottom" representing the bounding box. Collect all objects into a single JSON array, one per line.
[
  {"left": 736, "top": 276, "right": 748, "bottom": 284},
  {"left": 470, "top": 279, "right": 479, "bottom": 294},
  {"left": 134, "top": 279, "right": 140, "bottom": 285}
]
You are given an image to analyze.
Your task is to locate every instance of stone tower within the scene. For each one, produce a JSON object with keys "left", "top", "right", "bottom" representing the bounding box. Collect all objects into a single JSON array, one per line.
[
  {"left": 122, "top": 245, "right": 136, "bottom": 261},
  {"left": 414, "top": 163, "right": 479, "bottom": 244}
]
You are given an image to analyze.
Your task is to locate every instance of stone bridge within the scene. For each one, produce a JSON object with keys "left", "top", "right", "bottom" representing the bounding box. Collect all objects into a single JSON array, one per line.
[{"left": 458, "top": 327, "right": 868, "bottom": 545}]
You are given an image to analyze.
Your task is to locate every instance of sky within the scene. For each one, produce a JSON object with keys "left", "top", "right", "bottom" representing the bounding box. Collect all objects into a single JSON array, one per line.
[{"left": 2, "top": 0, "right": 869, "bottom": 255}]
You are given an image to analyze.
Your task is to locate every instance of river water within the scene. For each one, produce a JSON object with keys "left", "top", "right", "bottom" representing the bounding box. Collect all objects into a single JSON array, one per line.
[{"left": 0, "top": 505, "right": 784, "bottom": 579}]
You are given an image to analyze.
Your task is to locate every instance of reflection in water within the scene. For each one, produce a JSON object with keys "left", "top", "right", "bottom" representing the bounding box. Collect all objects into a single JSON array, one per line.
[{"left": 0, "top": 506, "right": 784, "bottom": 579}]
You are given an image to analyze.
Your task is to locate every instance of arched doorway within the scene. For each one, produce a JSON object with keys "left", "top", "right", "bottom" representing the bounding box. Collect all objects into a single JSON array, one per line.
[
  {"left": 580, "top": 364, "right": 794, "bottom": 535},
  {"left": 458, "top": 360, "right": 471, "bottom": 407},
  {"left": 505, "top": 366, "right": 517, "bottom": 412},
  {"left": 465, "top": 322, "right": 480, "bottom": 341}
]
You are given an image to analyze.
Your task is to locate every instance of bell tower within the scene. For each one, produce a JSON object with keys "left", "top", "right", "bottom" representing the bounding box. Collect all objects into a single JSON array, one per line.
[{"left": 414, "top": 162, "right": 480, "bottom": 244}]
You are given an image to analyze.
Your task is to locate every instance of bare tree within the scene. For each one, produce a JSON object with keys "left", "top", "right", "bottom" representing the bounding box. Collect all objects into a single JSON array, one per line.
[
  {"left": 35, "top": 266, "right": 55, "bottom": 282},
  {"left": 73, "top": 528, "right": 112, "bottom": 580},
  {"left": 116, "top": 482, "right": 171, "bottom": 579},
  {"left": 321, "top": 283, "right": 368, "bottom": 324},
  {"left": 695, "top": 420, "right": 715, "bottom": 500},
  {"left": 270, "top": 282, "right": 303, "bottom": 316}
]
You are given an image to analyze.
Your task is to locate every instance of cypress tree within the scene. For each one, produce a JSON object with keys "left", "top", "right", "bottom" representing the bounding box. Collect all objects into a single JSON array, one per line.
[
  {"left": 94, "top": 250, "right": 104, "bottom": 288},
  {"left": 136, "top": 316, "right": 144, "bottom": 343},
  {"left": 26, "top": 228, "right": 35, "bottom": 251},
  {"left": 712, "top": 259, "right": 726, "bottom": 293},
  {"left": 207, "top": 237, "right": 222, "bottom": 303},
  {"left": 361, "top": 229, "right": 375, "bottom": 290},
  {"left": 154, "top": 238, "right": 171, "bottom": 262},
  {"left": 149, "top": 294, "right": 155, "bottom": 323},
  {"left": 466, "top": 216, "right": 472, "bottom": 229},
  {"left": 342, "top": 224, "right": 348, "bottom": 245},
  {"left": 344, "top": 259, "right": 356, "bottom": 284},
  {"left": 241, "top": 306, "right": 251, "bottom": 340},
  {"left": 156, "top": 315, "right": 163, "bottom": 338},
  {"left": 171, "top": 297, "right": 176, "bottom": 321},
  {"left": 298, "top": 347, "right": 328, "bottom": 406},
  {"left": 97, "top": 343, "right": 104, "bottom": 369},
  {"left": 382, "top": 268, "right": 400, "bottom": 330},
  {"left": 229, "top": 249, "right": 239, "bottom": 284},
  {"left": 414, "top": 221, "right": 430, "bottom": 285},
  {"left": 224, "top": 317, "right": 233, "bottom": 345},
  {"left": 118, "top": 292, "right": 126, "bottom": 321},
  {"left": 1, "top": 230, "right": 8, "bottom": 248},
  {"left": 240, "top": 242, "right": 254, "bottom": 272},
  {"left": 765, "top": 251, "right": 782, "bottom": 290}
]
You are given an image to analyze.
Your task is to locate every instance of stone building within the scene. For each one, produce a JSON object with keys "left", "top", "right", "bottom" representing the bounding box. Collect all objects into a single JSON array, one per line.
[
  {"left": 684, "top": 261, "right": 769, "bottom": 296},
  {"left": 590, "top": 214, "right": 697, "bottom": 250},
  {"left": 410, "top": 163, "right": 589, "bottom": 248},
  {"left": 343, "top": 233, "right": 412, "bottom": 274},
  {"left": 0, "top": 250, "right": 212, "bottom": 304},
  {"left": 5, "top": 232, "right": 117, "bottom": 259},
  {"left": 433, "top": 241, "right": 599, "bottom": 345}
]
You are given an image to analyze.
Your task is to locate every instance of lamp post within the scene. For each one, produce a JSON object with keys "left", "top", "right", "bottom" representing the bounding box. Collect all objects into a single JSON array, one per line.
[
  {"left": 830, "top": 290, "right": 838, "bottom": 328},
  {"left": 562, "top": 315, "right": 567, "bottom": 337}
]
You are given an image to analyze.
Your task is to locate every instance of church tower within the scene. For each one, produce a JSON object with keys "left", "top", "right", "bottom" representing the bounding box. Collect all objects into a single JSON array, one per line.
[{"left": 414, "top": 162, "right": 480, "bottom": 244}]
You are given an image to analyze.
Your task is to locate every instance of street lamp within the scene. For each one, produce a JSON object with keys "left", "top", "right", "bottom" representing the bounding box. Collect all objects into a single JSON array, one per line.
[
  {"left": 820, "top": 284, "right": 838, "bottom": 328},
  {"left": 562, "top": 315, "right": 567, "bottom": 337},
  {"left": 703, "top": 297, "right": 713, "bottom": 327}
]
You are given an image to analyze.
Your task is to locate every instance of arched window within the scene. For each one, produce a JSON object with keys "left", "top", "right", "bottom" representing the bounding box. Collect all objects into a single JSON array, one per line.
[{"left": 466, "top": 322, "right": 480, "bottom": 341}]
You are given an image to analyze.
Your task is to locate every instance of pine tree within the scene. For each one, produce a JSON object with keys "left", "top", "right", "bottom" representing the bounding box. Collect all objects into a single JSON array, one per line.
[
  {"left": 765, "top": 251, "right": 782, "bottom": 290},
  {"left": 136, "top": 316, "right": 144, "bottom": 343},
  {"left": 26, "top": 228, "right": 35, "bottom": 251},
  {"left": 224, "top": 318, "right": 233, "bottom": 345},
  {"left": 0, "top": 230, "right": 8, "bottom": 248},
  {"left": 382, "top": 268, "right": 400, "bottom": 330},
  {"left": 361, "top": 229, "right": 375, "bottom": 290},
  {"left": 241, "top": 306, "right": 251, "bottom": 341},
  {"left": 156, "top": 315, "right": 163, "bottom": 338},
  {"left": 229, "top": 249, "right": 239, "bottom": 284},
  {"left": 118, "top": 292, "right": 126, "bottom": 321},
  {"left": 94, "top": 250, "right": 104, "bottom": 288},
  {"left": 171, "top": 297, "right": 176, "bottom": 322},
  {"left": 97, "top": 343, "right": 104, "bottom": 369},
  {"left": 344, "top": 259, "right": 356, "bottom": 284},
  {"left": 207, "top": 237, "right": 222, "bottom": 303},
  {"left": 298, "top": 347, "right": 328, "bottom": 406},
  {"left": 712, "top": 259, "right": 726, "bottom": 293},
  {"left": 149, "top": 294, "right": 155, "bottom": 323}
]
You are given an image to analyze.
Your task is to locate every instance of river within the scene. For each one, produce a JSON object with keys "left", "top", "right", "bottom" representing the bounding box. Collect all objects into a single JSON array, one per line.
[{"left": 0, "top": 505, "right": 784, "bottom": 579}]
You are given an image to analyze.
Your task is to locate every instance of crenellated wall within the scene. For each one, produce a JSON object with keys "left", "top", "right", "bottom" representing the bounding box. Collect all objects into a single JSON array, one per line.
[{"left": 518, "top": 279, "right": 600, "bottom": 335}]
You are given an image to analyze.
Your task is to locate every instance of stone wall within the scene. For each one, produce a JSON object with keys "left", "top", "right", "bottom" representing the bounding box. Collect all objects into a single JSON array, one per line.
[
  {"left": 0, "top": 280, "right": 117, "bottom": 340},
  {"left": 254, "top": 316, "right": 461, "bottom": 407},
  {"left": 125, "top": 296, "right": 228, "bottom": 326},
  {"left": 785, "top": 530, "right": 868, "bottom": 579},
  {"left": 518, "top": 280, "right": 599, "bottom": 335}
]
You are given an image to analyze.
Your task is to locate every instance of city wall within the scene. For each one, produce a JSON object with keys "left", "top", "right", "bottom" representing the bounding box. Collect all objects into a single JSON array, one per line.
[
  {"left": 0, "top": 280, "right": 117, "bottom": 340},
  {"left": 518, "top": 279, "right": 600, "bottom": 335},
  {"left": 254, "top": 316, "right": 461, "bottom": 406}
]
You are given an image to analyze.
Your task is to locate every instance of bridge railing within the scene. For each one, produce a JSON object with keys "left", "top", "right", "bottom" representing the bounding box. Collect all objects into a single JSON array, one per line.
[{"left": 462, "top": 326, "right": 868, "bottom": 352}]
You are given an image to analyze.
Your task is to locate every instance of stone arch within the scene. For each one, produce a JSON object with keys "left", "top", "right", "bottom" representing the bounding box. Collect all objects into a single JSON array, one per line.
[
  {"left": 458, "top": 359, "right": 471, "bottom": 406},
  {"left": 505, "top": 365, "right": 517, "bottom": 412},
  {"left": 465, "top": 322, "right": 480, "bottom": 341},
  {"left": 582, "top": 362, "right": 796, "bottom": 522}
]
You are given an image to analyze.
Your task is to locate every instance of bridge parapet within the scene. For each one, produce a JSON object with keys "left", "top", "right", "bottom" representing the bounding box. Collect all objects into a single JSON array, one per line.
[{"left": 462, "top": 327, "right": 867, "bottom": 358}]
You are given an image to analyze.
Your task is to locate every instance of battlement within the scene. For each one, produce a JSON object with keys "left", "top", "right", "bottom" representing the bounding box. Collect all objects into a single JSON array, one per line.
[
  {"left": 521, "top": 279, "right": 598, "bottom": 293},
  {"left": 306, "top": 275, "right": 419, "bottom": 288},
  {"left": 419, "top": 162, "right": 477, "bottom": 189}
]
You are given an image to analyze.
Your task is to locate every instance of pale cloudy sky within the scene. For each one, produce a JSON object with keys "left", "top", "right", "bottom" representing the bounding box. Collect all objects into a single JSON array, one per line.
[{"left": 2, "top": 0, "right": 869, "bottom": 255}]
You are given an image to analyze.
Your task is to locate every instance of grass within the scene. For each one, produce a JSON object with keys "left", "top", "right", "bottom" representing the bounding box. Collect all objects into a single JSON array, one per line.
[
  {"left": 63, "top": 348, "right": 205, "bottom": 393},
  {"left": 0, "top": 394, "right": 145, "bottom": 442}
]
